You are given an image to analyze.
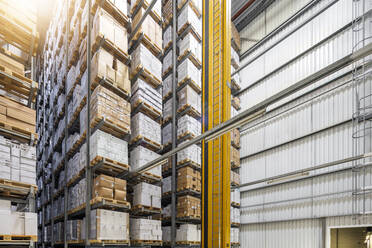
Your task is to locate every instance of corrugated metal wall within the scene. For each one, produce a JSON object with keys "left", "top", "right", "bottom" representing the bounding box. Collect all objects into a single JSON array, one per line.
[{"left": 238, "top": 0, "right": 372, "bottom": 247}]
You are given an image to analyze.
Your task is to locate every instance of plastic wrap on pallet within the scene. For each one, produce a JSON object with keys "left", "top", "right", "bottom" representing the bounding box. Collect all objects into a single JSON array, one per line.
[
  {"left": 131, "top": 0, "right": 161, "bottom": 18},
  {"left": 0, "top": 208, "right": 38, "bottom": 236},
  {"left": 67, "top": 152, "right": 82, "bottom": 183},
  {"left": 163, "top": 98, "right": 172, "bottom": 122},
  {"left": 81, "top": 209, "right": 129, "bottom": 240},
  {"left": 133, "top": 182, "right": 161, "bottom": 208},
  {"left": 68, "top": 178, "right": 86, "bottom": 211},
  {"left": 131, "top": 112, "right": 161, "bottom": 145},
  {"left": 67, "top": 132, "right": 80, "bottom": 154},
  {"left": 92, "top": 8, "right": 128, "bottom": 53},
  {"left": 130, "top": 146, "right": 161, "bottom": 177},
  {"left": 177, "top": 5, "right": 201, "bottom": 37},
  {"left": 132, "top": 7, "right": 162, "bottom": 51},
  {"left": 177, "top": 195, "right": 200, "bottom": 218},
  {"left": 177, "top": 115, "right": 201, "bottom": 138},
  {"left": 162, "top": 123, "right": 172, "bottom": 146},
  {"left": 178, "top": 32, "right": 201, "bottom": 62},
  {"left": 177, "top": 0, "right": 202, "bottom": 14},
  {"left": 177, "top": 141, "right": 201, "bottom": 166},
  {"left": 57, "top": 93, "right": 65, "bottom": 116},
  {"left": 231, "top": 188, "right": 240, "bottom": 205},
  {"left": 177, "top": 166, "right": 201, "bottom": 192},
  {"left": 231, "top": 227, "right": 239, "bottom": 244},
  {"left": 131, "top": 43, "right": 162, "bottom": 82},
  {"left": 230, "top": 206, "right": 240, "bottom": 224},
  {"left": 162, "top": 176, "right": 171, "bottom": 195},
  {"left": 163, "top": 25, "right": 172, "bottom": 50},
  {"left": 177, "top": 85, "right": 201, "bottom": 114},
  {"left": 162, "top": 226, "right": 171, "bottom": 243},
  {"left": 130, "top": 218, "right": 162, "bottom": 241},
  {"left": 131, "top": 78, "right": 162, "bottom": 113},
  {"left": 176, "top": 224, "right": 201, "bottom": 242},
  {"left": 162, "top": 48, "right": 173, "bottom": 75},
  {"left": 162, "top": 73, "right": 172, "bottom": 99},
  {"left": 177, "top": 59, "right": 201, "bottom": 88},
  {"left": 82, "top": 129, "right": 128, "bottom": 165}
]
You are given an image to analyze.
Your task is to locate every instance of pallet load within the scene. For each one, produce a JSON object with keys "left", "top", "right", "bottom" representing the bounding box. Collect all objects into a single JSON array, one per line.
[
  {"left": 230, "top": 22, "right": 241, "bottom": 247},
  {"left": 129, "top": 0, "right": 163, "bottom": 246},
  {"left": 0, "top": 1, "right": 38, "bottom": 244},
  {"left": 161, "top": 0, "right": 202, "bottom": 245},
  {"left": 176, "top": 224, "right": 201, "bottom": 244},
  {"left": 36, "top": 0, "right": 132, "bottom": 245}
]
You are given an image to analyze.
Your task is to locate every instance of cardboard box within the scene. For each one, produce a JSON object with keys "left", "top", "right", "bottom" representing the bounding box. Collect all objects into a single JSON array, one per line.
[
  {"left": 131, "top": 112, "right": 161, "bottom": 145},
  {"left": 130, "top": 146, "right": 161, "bottom": 177},
  {"left": 130, "top": 218, "right": 162, "bottom": 241},
  {"left": 177, "top": 115, "right": 201, "bottom": 138},
  {"left": 177, "top": 166, "right": 201, "bottom": 192},
  {"left": 177, "top": 58, "right": 201, "bottom": 88},
  {"left": 114, "top": 177, "right": 127, "bottom": 191},
  {"left": 131, "top": 43, "right": 162, "bottom": 83},
  {"left": 177, "top": 85, "right": 201, "bottom": 114},
  {"left": 177, "top": 195, "right": 200, "bottom": 218},
  {"left": 114, "top": 189, "right": 126, "bottom": 201},
  {"left": 231, "top": 146, "right": 240, "bottom": 167},
  {"left": 133, "top": 182, "right": 161, "bottom": 208},
  {"left": 176, "top": 224, "right": 201, "bottom": 242},
  {"left": 94, "top": 175, "right": 114, "bottom": 189}
]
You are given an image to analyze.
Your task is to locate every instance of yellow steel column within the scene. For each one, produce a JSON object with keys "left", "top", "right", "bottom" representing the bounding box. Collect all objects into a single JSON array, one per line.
[{"left": 202, "top": 0, "right": 231, "bottom": 247}]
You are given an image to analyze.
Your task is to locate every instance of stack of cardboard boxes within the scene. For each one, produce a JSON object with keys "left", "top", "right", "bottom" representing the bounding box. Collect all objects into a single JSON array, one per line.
[{"left": 128, "top": 0, "right": 163, "bottom": 245}]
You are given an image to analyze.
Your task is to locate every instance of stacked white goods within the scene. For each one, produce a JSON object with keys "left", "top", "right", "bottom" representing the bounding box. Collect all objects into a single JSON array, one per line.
[
  {"left": 131, "top": 113, "right": 161, "bottom": 146},
  {"left": 177, "top": 85, "right": 201, "bottom": 113},
  {"left": 0, "top": 136, "right": 36, "bottom": 184},
  {"left": 177, "top": 59, "right": 201, "bottom": 89},
  {"left": 81, "top": 209, "right": 129, "bottom": 240},
  {"left": 0, "top": 200, "right": 37, "bottom": 236},
  {"left": 68, "top": 178, "right": 87, "bottom": 211},
  {"left": 176, "top": 224, "right": 201, "bottom": 243},
  {"left": 162, "top": 226, "right": 171, "bottom": 243},
  {"left": 162, "top": 204, "right": 171, "bottom": 218},
  {"left": 130, "top": 219, "right": 162, "bottom": 241},
  {"left": 162, "top": 176, "right": 171, "bottom": 195},
  {"left": 177, "top": 115, "right": 201, "bottom": 138},
  {"left": 231, "top": 188, "right": 240, "bottom": 206},
  {"left": 132, "top": 79, "right": 162, "bottom": 114},
  {"left": 131, "top": 43, "right": 162, "bottom": 83},
  {"left": 231, "top": 207, "right": 240, "bottom": 224},
  {"left": 162, "top": 123, "right": 172, "bottom": 146},
  {"left": 133, "top": 182, "right": 161, "bottom": 209},
  {"left": 177, "top": 142, "right": 201, "bottom": 166},
  {"left": 231, "top": 227, "right": 239, "bottom": 244},
  {"left": 130, "top": 146, "right": 161, "bottom": 177},
  {"left": 162, "top": 74, "right": 172, "bottom": 99},
  {"left": 163, "top": 98, "right": 172, "bottom": 121}
]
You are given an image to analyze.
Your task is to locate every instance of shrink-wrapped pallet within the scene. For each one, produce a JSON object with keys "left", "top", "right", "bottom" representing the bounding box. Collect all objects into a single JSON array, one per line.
[
  {"left": 131, "top": 44, "right": 162, "bottom": 82},
  {"left": 177, "top": 5, "right": 201, "bottom": 37},
  {"left": 176, "top": 224, "right": 201, "bottom": 243},
  {"left": 133, "top": 182, "right": 161, "bottom": 208},
  {"left": 163, "top": 98, "right": 172, "bottom": 121},
  {"left": 177, "top": 115, "right": 201, "bottom": 138},
  {"left": 162, "top": 176, "right": 171, "bottom": 195},
  {"left": 178, "top": 33, "right": 201, "bottom": 62},
  {"left": 163, "top": 26, "right": 172, "bottom": 50},
  {"left": 162, "top": 226, "right": 171, "bottom": 242},
  {"left": 177, "top": 59, "right": 201, "bottom": 88},
  {"left": 231, "top": 188, "right": 240, "bottom": 205},
  {"left": 132, "top": 79, "right": 162, "bottom": 113},
  {"left": 177, "top": 85, "right": 201, "bottom": 114},
  {"left": 92, "top": 8, "right": 128, "bottom": 53},
  {"left": 162, "top": 73, "right": 172, "bottom": 99},
  {"left": 132, "top": 7, "right": 162, "bottom": 50},
  {"left": 231, "top": 207, "right": 240, "bottom": 224},
  {"left": 177, "top": 195, "right": 200, "bottom": 218},
  {"left": 231, "top": 227, "right": 240, "bottom": 243},
  {"left": 131, "top": 112, "right": 161, "bottom": 145},
  {"left": 91, "top": 49, "right": 131, "bottom": 94},
  {"left": 66, "top": 66, "right": 76, "bottom": 95},
  {"left": 82, "top": 209, "right": 129, "bottom": 240},
  {"left": 177, "top": 141, "right": 200, "bottom": 166},
  {"left": 80, "top": 129, "right": 128, "bottom": 165},
  {"left": 130, "top": 146, "right": 161, "bottom": 177},
  {"left": 177, "top": 166, "right": 201, "bottom": 192},
  {"left": 130, "top": 218, "right": 162, "bottom": 241},
  {"left": 162, "top": 123, "right": 172, "bottom": 146},
  {"left": 162, "top": 49, "right": 173, "bottom": 75}
]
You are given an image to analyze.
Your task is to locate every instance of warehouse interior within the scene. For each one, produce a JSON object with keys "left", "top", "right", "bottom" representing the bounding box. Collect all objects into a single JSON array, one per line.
[{"left": 0, "top": 0, "right": 371, "bottom": 247}]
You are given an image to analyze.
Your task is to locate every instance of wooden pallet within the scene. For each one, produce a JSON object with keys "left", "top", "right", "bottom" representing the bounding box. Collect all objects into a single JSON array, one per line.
[
  {"left": 90, "top": 196, "right": 131, "bottom": 208},
  {"left": 231, "top": 181, "right": 240, "bottom": 187},
  {"left": 162, "top": 191, "right": 171, "bottom": 198},
  {"left": 67, "top": 168, "right": 85, "bottom": 187},
  {"left": 92, "top": 34, "right": 130, "bottom": 64},
  {"left": 231, "top": 161, "right": 240, "bottom": 169},
  {"left": 92, "top": 73, "right": 131, "bottom": 100},
  {"left": 0, "top": 179, "right": 37, "bottom": 198},
  {"left": 177, "top": 186, "right": 201, "bottom": 193},
  {"left": 92, "top": 0, "right": 129, "bottom": 27},
  {"left": 131, "top": 240, "right": 162, "bottom": 246},
  {"left": 178, "top": 49, "right": 202, "bottom": 69},
  {"left": 67, "top": 137, "right": 84, "bottom": 158},
  {"left": 176, "top": 241, "right": 201, "bottom": 245},
  {"left": 177, "top": 76, "right": 201, "bottom": 94},
  {"left": 131, "top": 135, "right": 162, "bottom": 152},
  {"left": 231, "top": 202, "right": 240, "bottom": 208},
  {"left": 231, "top": 57, "right": 240, "bottom": 70},
  {"left": 67, "top": 97, "right": 86, "bottom": 129},
  {"left": 91, "top": 156, "right": 130, "bottom": 175},
  {"left": 177, "top": 22, "right": 202, "bottom": 42},
  {"left": 162, "top": 65, "right": 172, "bottom": 78},
  {"left": 131, "top": 65, "right": 162, "bottom": 88},
  {"left": 137, "top": 170, "right": 162, "bottom": 182},
  {"left": 162, "top": 117, "right": 171, "bottom": 126},
  {"left": 231, "top": 140, "right": 240, "bottom": 150},
  {"left": 163, "top": 41, "right": 172, "bottom": 54},
  {"left": 177, "top": 0, "right": 201, "bottom": 17},
  {"left": 90, "top": 114, "right": 131, "bottom": 139},
  {"left": 231, "top": 79, "right": 241, "bottom": 92},
  {"left": 232, "top": 101, "right": 241, "bottom": 111},
  {"left": 177, "top": 214, "right": 201, "bottom": 220},
  {"left": 131, "top": 32, "right": 162, "bottom": 57},
  {"left": 231, "top": 222, "right": 240, "bottom": 227},
  {"left": 0, "top": 235, "right": 37, "bottom": 242},
  {"left": 177, "top": 131, "right": 196, "bottom": 141},
  {"left": 0, "top": 65, "right": 37, "bottom": 104},
  {"left": 132, "top": 204, "right": 161, "bottom": 215},
  {"left": 177, "top": 159, "right": 201, "bottom": 169},
  {"left": 177, "top": 104, "right": 201, "bottom": 119},
  {"left": 132, "top": 99, "right": 162, "bottom": 122}
]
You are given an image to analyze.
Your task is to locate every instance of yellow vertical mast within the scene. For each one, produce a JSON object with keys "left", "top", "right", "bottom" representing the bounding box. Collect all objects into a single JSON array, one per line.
[{"left": 202, "top": 0, "right": 231, "bottom": 247}]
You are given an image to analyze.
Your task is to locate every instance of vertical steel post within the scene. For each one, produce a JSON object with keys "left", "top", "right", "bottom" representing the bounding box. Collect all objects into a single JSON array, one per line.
[
  {"left": 171, "top": 0, "right": 177, "bottom": 246},
  {"left": 85, "top": 0, "right": 92, "bottom": 246},
  {"left": 63, "top": 1, "right": 69, "bottom": 247}
]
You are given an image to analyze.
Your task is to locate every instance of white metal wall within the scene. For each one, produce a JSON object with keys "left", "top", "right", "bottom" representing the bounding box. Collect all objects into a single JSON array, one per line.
[{"left": 238, "top": 0, "right": 372, "bottom": 247}]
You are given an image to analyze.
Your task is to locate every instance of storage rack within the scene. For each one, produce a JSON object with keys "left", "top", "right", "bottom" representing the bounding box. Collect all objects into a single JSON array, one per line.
[
  {"left": 36, "top": 0, "right": 133, "bottom": 247},
  {"left": 161, "top": 0, "right": 203, "bottom": 246},
  {"left": 0, "top": 3, "right": 38, "bottom": 247}
]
